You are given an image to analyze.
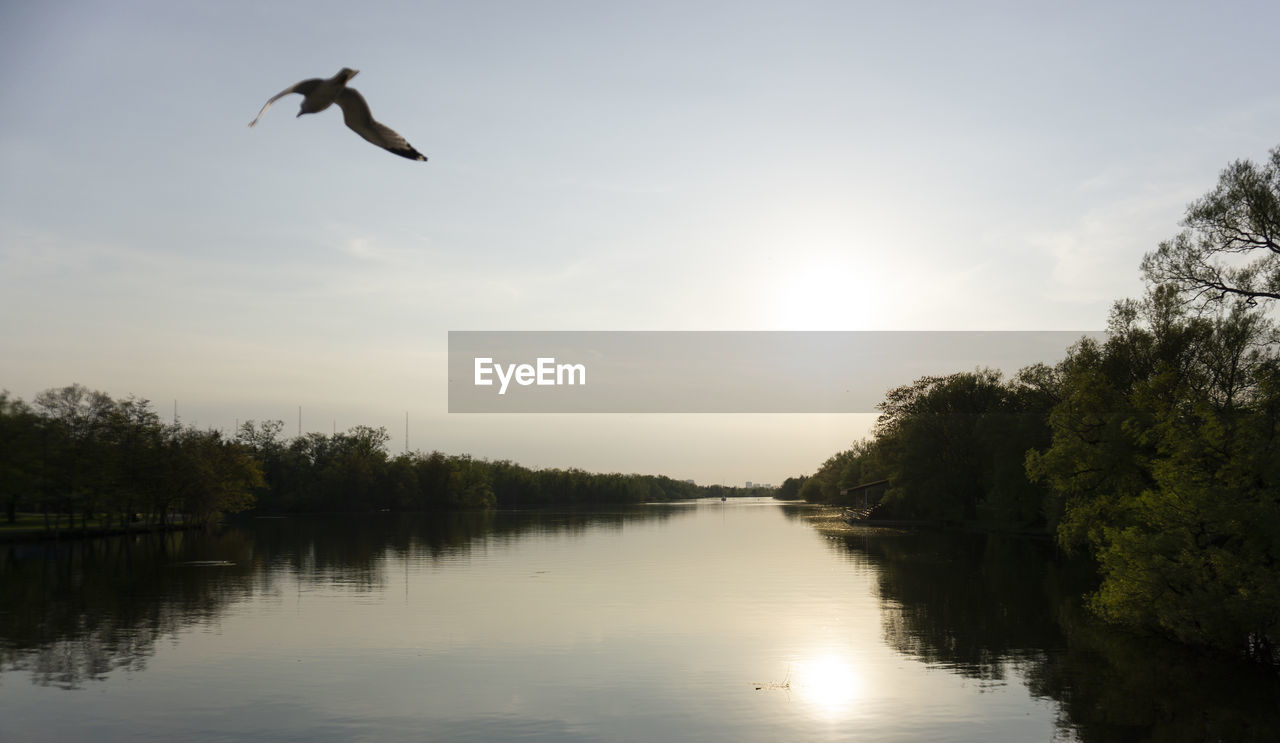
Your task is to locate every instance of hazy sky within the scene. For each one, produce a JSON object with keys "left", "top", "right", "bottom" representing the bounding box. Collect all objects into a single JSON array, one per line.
[{"left": 2, "top": 1, "right": 1277, "bottom": 485}]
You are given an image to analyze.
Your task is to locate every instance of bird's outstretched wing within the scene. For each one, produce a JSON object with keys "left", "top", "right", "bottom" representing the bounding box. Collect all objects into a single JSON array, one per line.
[
  {"left": 248, "top": 78, "right": 321, "bottom": 127},
  {"left": 334, "top": 88, "right": 427, "bottom": 161}
]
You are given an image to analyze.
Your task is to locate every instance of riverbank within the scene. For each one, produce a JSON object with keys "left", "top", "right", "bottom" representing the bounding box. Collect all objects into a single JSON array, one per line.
[
  {"left": 832, "top": 509, "right": 1054, "bottom": 538},
  {"left": 0, "top": 514, "right": 197, "bottom": 543}
]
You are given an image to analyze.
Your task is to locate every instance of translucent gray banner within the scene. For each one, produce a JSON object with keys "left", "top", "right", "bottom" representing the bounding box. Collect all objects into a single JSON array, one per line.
[{"left": 448, "top": 331, "right": 1103, "bottom": 413}]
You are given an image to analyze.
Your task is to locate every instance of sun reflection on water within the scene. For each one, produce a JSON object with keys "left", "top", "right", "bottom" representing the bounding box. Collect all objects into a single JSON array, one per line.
[{"left": 792, "top": 653, "right": 862, "bottom": 719}]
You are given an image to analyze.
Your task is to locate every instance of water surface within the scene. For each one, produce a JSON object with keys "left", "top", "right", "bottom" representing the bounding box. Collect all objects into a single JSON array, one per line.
[{"left": 2, "top": 499, "right": 1276, "bottom": 741}]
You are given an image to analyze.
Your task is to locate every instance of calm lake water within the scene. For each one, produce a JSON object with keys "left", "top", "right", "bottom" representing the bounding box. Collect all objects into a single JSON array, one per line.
[{"left": 2, "top": 498, "right": 1277, "bottom": 742}]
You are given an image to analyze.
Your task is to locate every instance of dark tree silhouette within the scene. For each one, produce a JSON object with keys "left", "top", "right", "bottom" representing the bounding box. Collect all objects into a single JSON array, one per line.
[{"left": 1142, "top": 146, "right": 1280, "bottom": 307}]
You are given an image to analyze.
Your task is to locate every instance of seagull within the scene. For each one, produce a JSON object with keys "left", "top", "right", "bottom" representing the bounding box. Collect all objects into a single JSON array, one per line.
[{"left": 249, "top": 68, "right": 427, "bottom": 162}]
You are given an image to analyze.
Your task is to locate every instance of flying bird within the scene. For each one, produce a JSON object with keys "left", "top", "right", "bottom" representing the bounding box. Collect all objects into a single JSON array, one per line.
[{"left": 249, "top": 68, "right": 427, "bottom": 162}]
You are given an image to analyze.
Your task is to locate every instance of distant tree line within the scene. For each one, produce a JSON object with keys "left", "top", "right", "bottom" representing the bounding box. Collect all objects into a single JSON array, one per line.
[
  {"left": 1, "top": 388, "right": 747, "bottom": 534},
  {"left": 793, "top": 146, "right": 1280, "bottom": 666},
  {"left": 232, "top": 418, "right": 720, "bottom": 512}
]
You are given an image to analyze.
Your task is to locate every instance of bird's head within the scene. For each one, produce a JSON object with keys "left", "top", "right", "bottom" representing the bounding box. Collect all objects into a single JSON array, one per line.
[{"left": 339, "top": 67, "right": 360, "bottom": 82}]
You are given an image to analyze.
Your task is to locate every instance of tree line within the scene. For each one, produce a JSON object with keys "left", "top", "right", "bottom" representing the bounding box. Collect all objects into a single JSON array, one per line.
[
  {"left": 0, "top": 388, "right": 741, "bottom": 534},
  {"left": 790, "top": 146, "right": 1280, "bottom": 665},
  {"left": 0, "top": 385, "right": 260, "bottom": 532},
  {"left": 233, "top": 417, "right": 717, "bottom": 512}
]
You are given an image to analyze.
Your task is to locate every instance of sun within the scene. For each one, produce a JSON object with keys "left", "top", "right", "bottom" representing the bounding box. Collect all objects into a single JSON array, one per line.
[{"left": 772, "top": 260, "right": 883, "bottom": 331}]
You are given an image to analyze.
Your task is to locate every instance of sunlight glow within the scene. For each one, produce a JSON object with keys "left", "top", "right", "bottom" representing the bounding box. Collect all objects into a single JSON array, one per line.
[
  {"left": 793, "top": 653, "right": 862, "bottom": 718},
  {"left": 771, "top": 255, "right": 889, "bottom": 330}
]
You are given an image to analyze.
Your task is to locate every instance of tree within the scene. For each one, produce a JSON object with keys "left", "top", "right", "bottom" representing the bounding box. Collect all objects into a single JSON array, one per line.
[
  {"left": 445, "top": 455, "right": 495, "bottom": 508},
  {"left": 0, "top": 392, "right": 41, "bottom": 523},
  {"left": 32, "top": 384, "right": 116, "bottom": 530},
  {"left": 776, "top": 475, "right": 807, "bottom": 500},
  {"left": 1142, "top": 146, "right": 1280, "bottom": 307},
  {"left": 1028, "top": 291, "right": 1280, "bottom": 662},
  {"left": 169, "top": 429, "right": 262, "bottom": 527},
  {"left": 1090, "top": 307, "right": 1280, "bottom": 661},
  {"left": 101, "top": 395, "right": 166, "bottom": 530},
  {"left": 323, "top": 426, "right": 391, "bottom": 510},
  {"left": 235, "top": 420, "right": 289, "bottom": 510},
  {"left": 873, "top": 369, "right": 1053, "bottom": 525},
  {"left": 792, "top": 442, "right": 883, "bottom": 505}
]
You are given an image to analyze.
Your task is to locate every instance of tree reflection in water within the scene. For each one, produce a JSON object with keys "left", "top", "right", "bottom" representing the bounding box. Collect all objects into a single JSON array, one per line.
[
  {"left": 0, "top": 507, "right": 677, "bottom": 690},
  {"left": 7, "top": 507, "right": 1277, "bottom": 741},
  {"left": 826, "top": 524, "right": 1280, "bottom": 743},
  {"left": 0, "top": 530, "right": 258, "bottom": 689}
]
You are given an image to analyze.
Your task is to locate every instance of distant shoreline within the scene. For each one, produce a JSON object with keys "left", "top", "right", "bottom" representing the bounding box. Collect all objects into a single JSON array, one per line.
[{"left": 0, "top": 521, "right": 198, "bottom": 544}]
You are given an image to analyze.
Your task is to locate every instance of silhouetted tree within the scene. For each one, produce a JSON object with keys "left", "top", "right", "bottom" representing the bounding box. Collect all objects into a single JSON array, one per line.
[
  {"left": 0, "top": 392, "right": 41, "bottom": 523},
  {"left": 1142, "top": 146, "right": 1280, "bottom": 307}
]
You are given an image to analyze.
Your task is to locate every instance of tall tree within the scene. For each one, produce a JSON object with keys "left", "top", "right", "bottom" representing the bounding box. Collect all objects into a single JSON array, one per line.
[
  {"left": 874, "top": 369, "right": 1053, "bottom": 525},
  {"left": 32, "top": 384, "right": 116, "bottom": 529},
  {"left": 1029, "top": 292, "right": 1280, "bottom": 662},
  {"left": 1142, "top": 146, "right": 1280, "bottom": 307},
  {"left": 0, "top": 392, "right": 40, "bottom": 523}
]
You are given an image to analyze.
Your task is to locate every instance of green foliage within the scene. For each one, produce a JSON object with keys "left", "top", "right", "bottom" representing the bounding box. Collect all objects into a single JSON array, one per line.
[
  {"left": 0, "top": 387, "right": 723, "bottom": 534},
  {"left": 789, "top": 145, "right": 1280, "bottom": 664},
  {"left": 226, "top": 425, "right": 711, "bottom": 512},
  {"left": 775, "top": 475, "right": 807, "bottom": 500},
  {"left": 798, "top": 366, "right": 1057, "bottom": 529},
  {"left": 225, "top": 418, "right": 717, "bottom": 512},
  {"left": 1030, "top": 292, "right": 1280, "bottom": 662},
  {"left": 169, "top": 429, "right": 263, "bottom": 526},
  {"left": 877, "top": 369, "right": 1036, "bottom": 523},
  {"left": 792, "top": 438, "right": 887, "bottom": 505},
  {"left": 0, "top": 385, "right": 263, "bottom": 533}
]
